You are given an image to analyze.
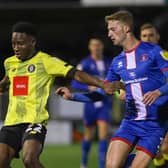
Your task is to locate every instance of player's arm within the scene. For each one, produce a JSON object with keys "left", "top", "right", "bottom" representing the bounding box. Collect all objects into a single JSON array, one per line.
[
  {"left": 143, "top": 49, "right": 168, "bottom": 105},
  {"left": 56, "top": 87, "right": 106, "bottom": 103},
  {"left": 0, "top": 75, "right": 9, "bottom": 94},
  {"left": 71, "top": 63, "right": 91, "bottom": 91},
  {"left": 72, "top": 70, "right": 116, "bottom": 94},
  {"left": 72, "top": 57, "right": 124, "bottom": 94},
  {"left": 71, "top": 62, "right": 98, "bottom": 92},
  {"left": 43, "top": 55, "right": 121, "bottom": 94},
  {"left": 71, "top": 80, "right": 90, "bottom": 91}
]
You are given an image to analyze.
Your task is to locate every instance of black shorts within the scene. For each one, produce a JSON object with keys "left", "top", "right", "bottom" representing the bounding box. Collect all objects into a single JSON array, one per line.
[{"left": 0, "top": 123, "right": 47, "bottom": 158}]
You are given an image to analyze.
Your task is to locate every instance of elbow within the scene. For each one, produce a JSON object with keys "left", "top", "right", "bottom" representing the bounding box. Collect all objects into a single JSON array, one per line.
[{"left": 74, "top": 70, "right": 83, "bottom": 82}]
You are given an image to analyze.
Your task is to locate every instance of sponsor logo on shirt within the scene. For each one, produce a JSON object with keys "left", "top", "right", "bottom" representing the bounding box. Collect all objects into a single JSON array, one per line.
[
  {"left": 129, "top": 71, "right": 136, "bottom": 79},
  {"left": 117, "top": 61, "right": 123, "bottom": 68},
  {"left": 13, "top": 76, "right": 29, "bottom": 96},
  {"left": 124, "top": 77, "right": 148, "bottom": 84}
]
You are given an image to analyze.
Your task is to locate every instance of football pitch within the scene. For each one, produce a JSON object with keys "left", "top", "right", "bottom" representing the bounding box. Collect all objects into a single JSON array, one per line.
[{"left": 11, "top": 143, "right": 155, "bottom": 168}]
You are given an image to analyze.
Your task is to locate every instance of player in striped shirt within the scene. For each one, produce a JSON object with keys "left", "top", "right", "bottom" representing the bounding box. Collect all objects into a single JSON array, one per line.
[
  {"left": 56, "top": 11, "right": 168, "bottom": 168},
  {"left": 140, "top": 23, "right": 168, "bottom": 168}
]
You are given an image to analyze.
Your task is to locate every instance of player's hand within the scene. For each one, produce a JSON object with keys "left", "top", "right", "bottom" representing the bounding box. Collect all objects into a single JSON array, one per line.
[
  {"left": 103, "top": 81, "right": 122, "bottom": 95},
  {"left": 0, "top": 76, "right": 9, "bottom": 95},
  {"left": 0, "top": 85, "right": 9, "bottom": 95},
  {"left": 0, "top": 88, "right": 4, "bottom": 95},
  {"left": 119, "top": 90, "right": 126, "bottom": 101},
  {"left": 142, "top": 89, "right": 161, "bottom": 106},
  {"left": 55, "top": 87, "right": 72, "bottom": 100},
  {"left": 88, "top": 85, "right": 97, "bottom": 91}
]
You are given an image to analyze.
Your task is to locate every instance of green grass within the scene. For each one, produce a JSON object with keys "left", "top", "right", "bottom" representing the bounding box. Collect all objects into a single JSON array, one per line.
[
  {"left": 11, "top": 143, "right": 98, "bottom": 168},
  {"left": 11, "top": 143, "right": 155, "bottom": 168}
]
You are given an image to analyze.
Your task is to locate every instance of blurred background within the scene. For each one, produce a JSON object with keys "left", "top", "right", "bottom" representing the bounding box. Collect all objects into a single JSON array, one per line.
[{"left": 0, "top": 0, "right": 168, "bottom": 167}]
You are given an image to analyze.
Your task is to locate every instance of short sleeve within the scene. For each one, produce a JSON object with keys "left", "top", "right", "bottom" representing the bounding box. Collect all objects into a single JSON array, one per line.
[
  {"left": 105, "top": 59, "right": 121, "bottom": 82},
  {"left": 77, "top": 59, "right": 89, "bottom": 71},
  {"left": 76, "top": 63, "right": 83, "bottom": 71},
  {"left": 42, "top": 55, "right": 74, "bottom": 77}
]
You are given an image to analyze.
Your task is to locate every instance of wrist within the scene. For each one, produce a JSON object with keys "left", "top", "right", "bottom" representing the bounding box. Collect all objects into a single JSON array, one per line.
[
  {"left": 155, "top": 89, "right": 162, "bottom": 96},
  {"left": 158, "top": 84, "right": 168, "bottom": 95},
  {"left": 71, "top": 94, "right": 75, "bottom": 100},
  {"left": 97, "top": 82, "right": 103, "bottom": 89}
]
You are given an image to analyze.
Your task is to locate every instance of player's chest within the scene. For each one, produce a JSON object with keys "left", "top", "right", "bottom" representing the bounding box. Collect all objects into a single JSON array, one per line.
[
  {"left": 8, "top": 62, "right": 45, "bottom": 96},
  {"left": 114, "top": 53, "right": 153, "bottom": 81},
  {"left": 8, "top": 62, "right": 44, "bottom": 78},
  {"left": 86, "top": 61, "right": 108, "bottom": 77}
]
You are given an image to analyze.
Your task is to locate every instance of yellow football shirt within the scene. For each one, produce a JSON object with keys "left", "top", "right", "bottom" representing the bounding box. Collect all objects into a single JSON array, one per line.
[{"left": 4, "top": 51, "right": 73, "bottom": 126}]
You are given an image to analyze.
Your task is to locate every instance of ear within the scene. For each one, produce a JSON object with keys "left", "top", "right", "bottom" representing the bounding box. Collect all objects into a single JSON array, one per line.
[
  {"left": 88, "top": 42, "right": 92, "bottom": 51},
  {"left": 123, "top": 25, "right": 130, "bottom": 33},
  {"left": 157, "top": 33, "right": 160, "bottom": 42},
  {"left": 31, "top": 38, "right": 36, "bottom": 47}
]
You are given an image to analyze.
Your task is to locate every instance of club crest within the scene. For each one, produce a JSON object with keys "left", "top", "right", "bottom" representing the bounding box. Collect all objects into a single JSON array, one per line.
[{"left": 28, "top": 64, "right": 35, "bottom": 72}]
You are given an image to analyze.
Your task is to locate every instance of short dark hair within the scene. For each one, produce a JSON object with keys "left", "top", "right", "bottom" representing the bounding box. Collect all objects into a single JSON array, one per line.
[{"left": 12, "top": 22, "right": 37, "bottom": 38}]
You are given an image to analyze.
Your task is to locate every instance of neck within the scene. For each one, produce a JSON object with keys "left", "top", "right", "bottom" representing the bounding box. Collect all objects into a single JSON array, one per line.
[
  {"left": 22, "top": 49, "right": 37, "bottom": 61},
  {"left": 122, "top": 33, "right": 140, "bottom": 52},
  {"left": 91, "top": 53, "right": 103, "bottom": 61}
]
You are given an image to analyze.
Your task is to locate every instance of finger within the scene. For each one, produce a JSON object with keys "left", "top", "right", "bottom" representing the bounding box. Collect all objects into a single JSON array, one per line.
[
  {"left": 143, "top": 93, "right": 152, "bottom": 104},
  {"left": 56, "top": 88, "right": 65, "bottom": 96},
  {"left": 55, "top": 88, "right": 61, "bottom": 94},
  {"left": 107, "top": 90, "right": 115, "bottom": 95},
  {"left": 143, "top": 95, "right": 154, "bottom": 105},
  {"left": 148, "top": 98, "right": 155, "bottom": 106},
  {"left": 148, "top": 95, "right": 158, "bottom": 105},
  {"left": 64, "top": 93, "right": 72, "bottom": 100}
]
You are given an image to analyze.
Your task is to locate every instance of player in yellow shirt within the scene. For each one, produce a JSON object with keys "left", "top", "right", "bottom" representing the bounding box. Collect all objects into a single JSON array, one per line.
[{"left": 0, "top": 22, "right": 119, "bottom": 168}]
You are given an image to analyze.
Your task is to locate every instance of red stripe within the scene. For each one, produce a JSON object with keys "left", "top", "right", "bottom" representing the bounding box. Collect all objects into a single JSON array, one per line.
[
  {"left": 161, "top": 67, "right": 168, "bottom": 72},
  {"left": 136, "top": 146, "right": 154, "bottom": 158},
  {"left": 103, "top": 80, "right": 109, "bottom": 83},
  {"left": 111, "top": 137, "right": 133, "bottom": 147},
  {"left": 125, "top": 41, "right": 141, "bottom": 53}
]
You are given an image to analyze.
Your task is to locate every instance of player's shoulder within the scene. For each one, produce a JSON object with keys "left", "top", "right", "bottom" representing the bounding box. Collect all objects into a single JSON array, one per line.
[
  {"left": 79, "top": 56, "right": 93, "bottom": 67},
  {"left": 80, "top": 56, "right": 92, "bottom": 64},
  {"left": 140, "top": 41, "right": 161, "bottom": 51},
  {"left": 37, "top": 51, "right": 60, "bottom": 62},
  {"left": 4, "top": 55, "right": 17, "bottom": 64},
  {"left": 112, "top": 51, "right": 124, "bottom": 62},
  {"left": 36, "top": 51, "right": 52, "bottom": 59}
]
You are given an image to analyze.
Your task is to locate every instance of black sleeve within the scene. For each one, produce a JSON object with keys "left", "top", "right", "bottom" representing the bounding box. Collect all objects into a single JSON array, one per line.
[{"left": 66, "top": 68, "right": 77, "bottom": 79}]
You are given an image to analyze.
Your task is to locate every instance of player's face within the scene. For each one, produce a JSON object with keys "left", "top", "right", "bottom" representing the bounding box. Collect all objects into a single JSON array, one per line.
[
  {"left": 12, "top": 32, "right": 36, "bottom": 61},
  {"left": 107, "top": 20, "right": 128, "bottom": 46},
  {"left": 140, "top": 28, "right": 160, "bottom": 44},
  {"left": 88, "top": 39, "right": 104, "bottom": 58}
]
